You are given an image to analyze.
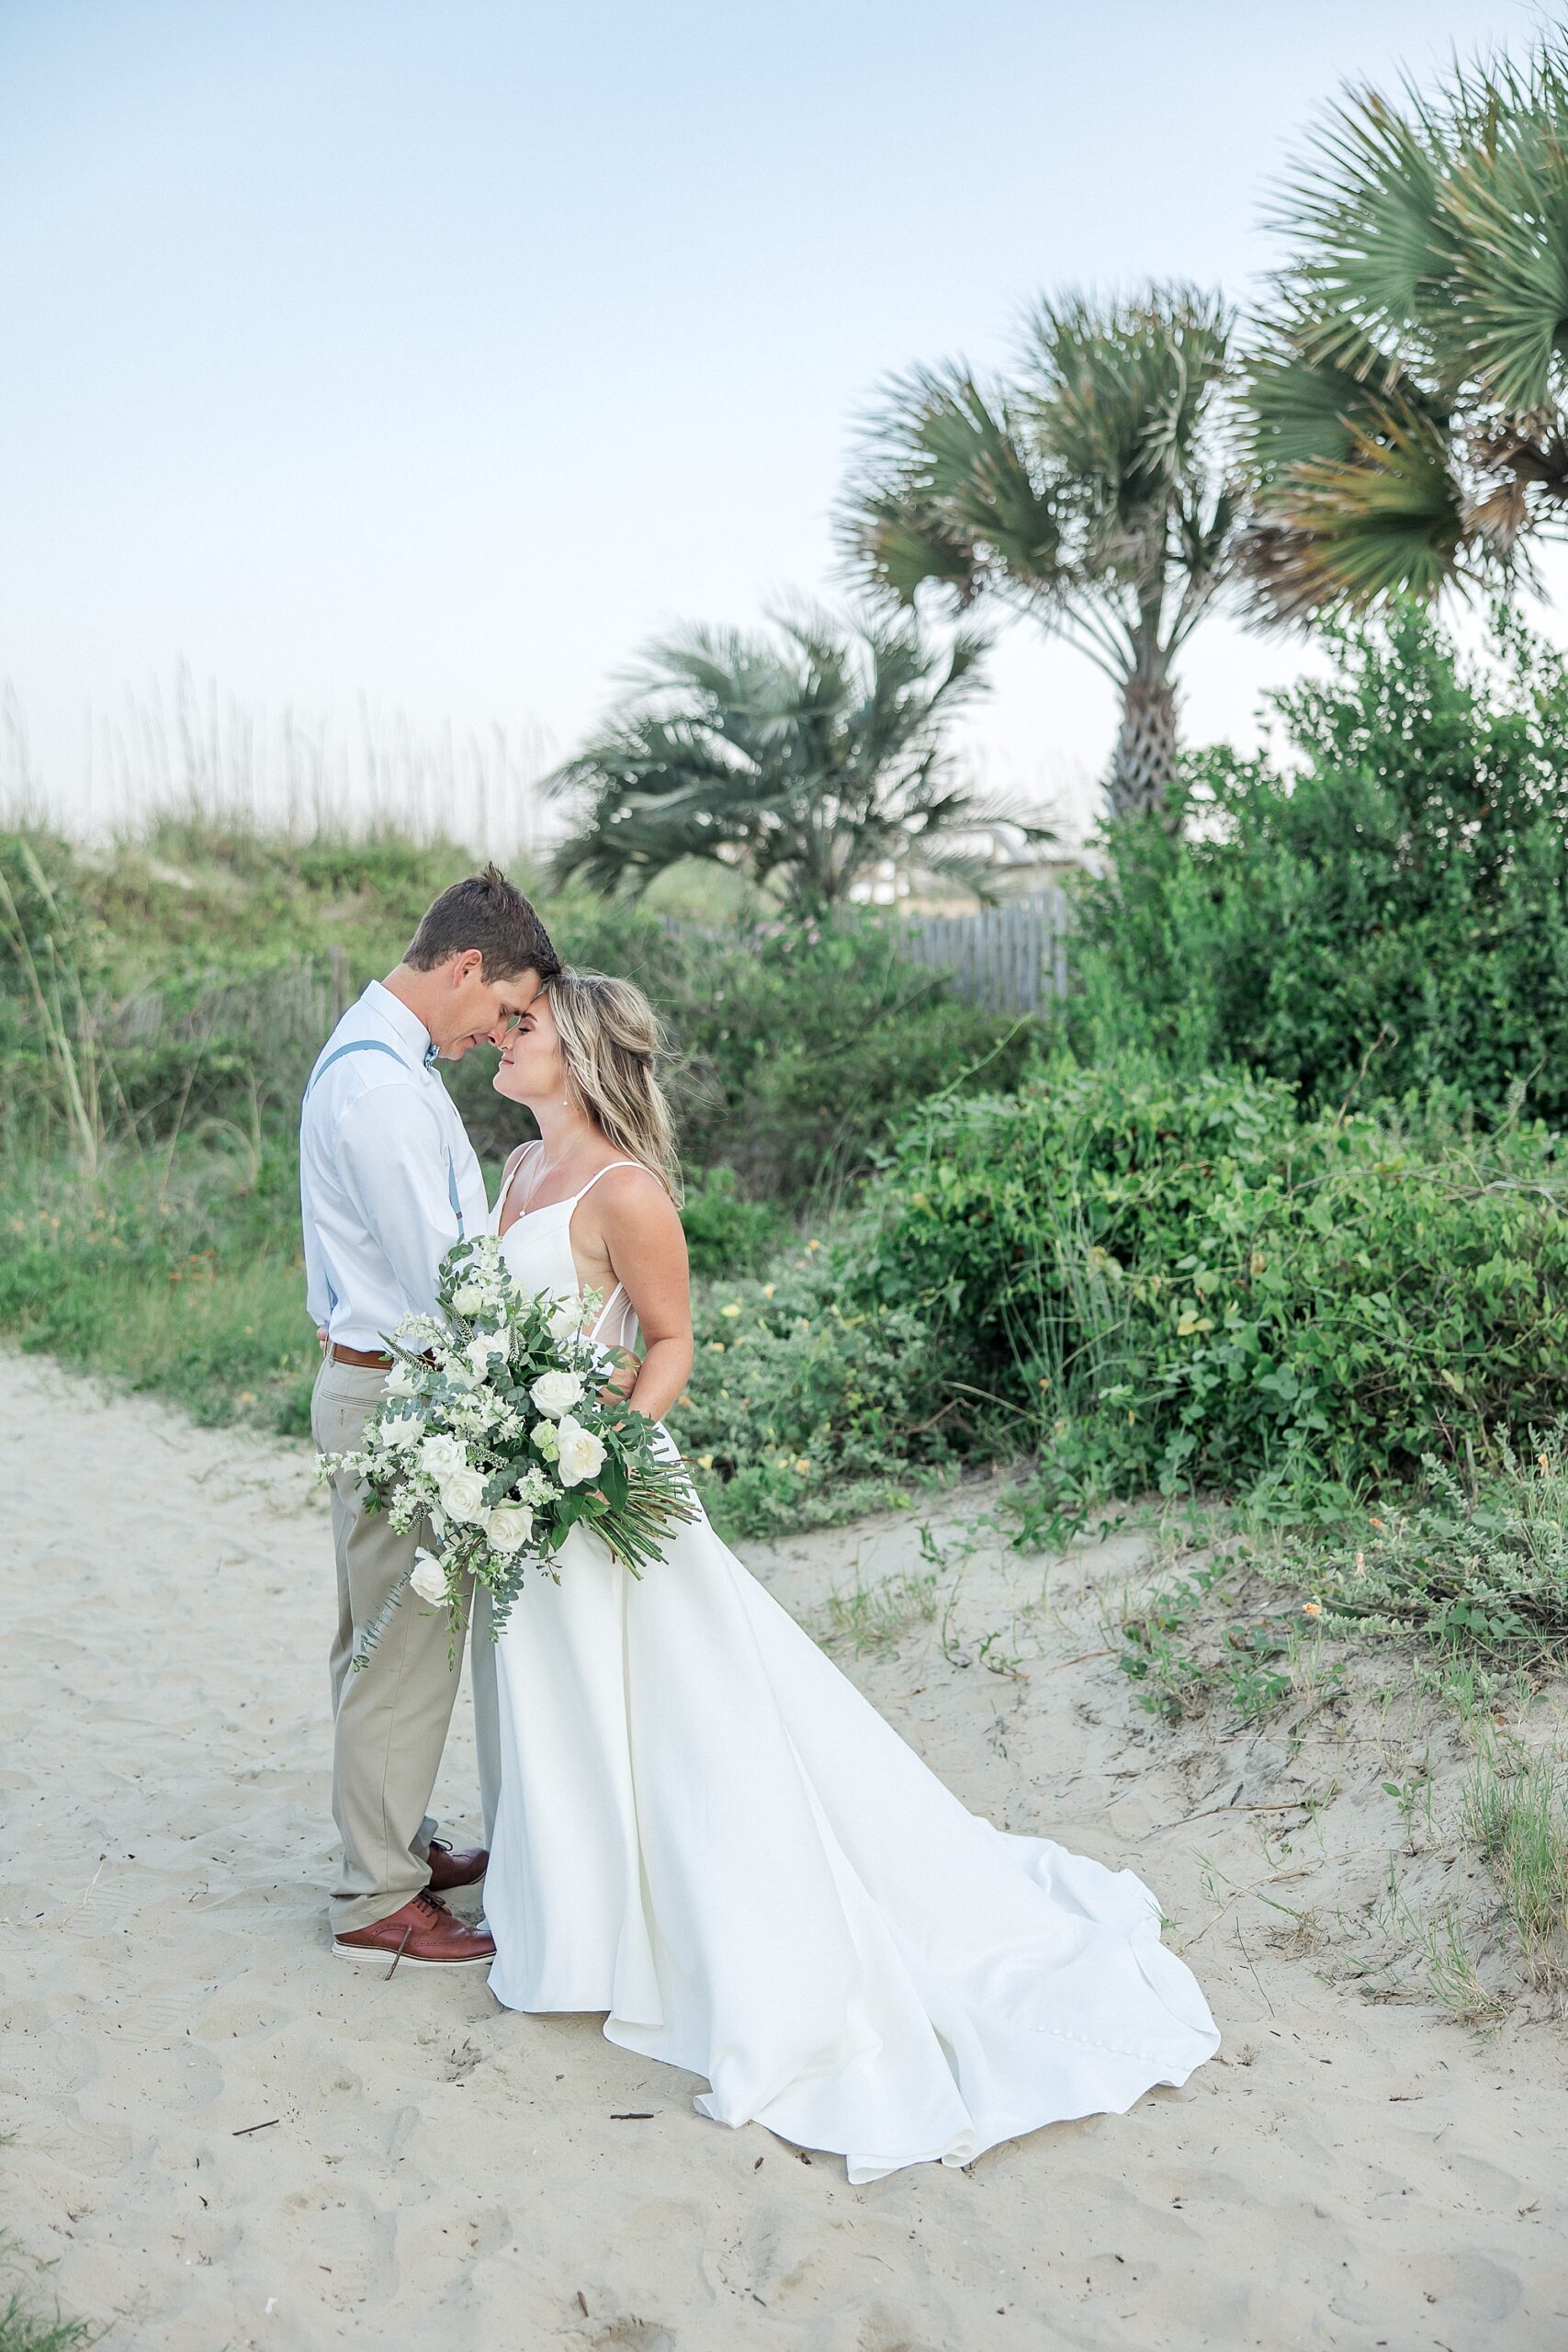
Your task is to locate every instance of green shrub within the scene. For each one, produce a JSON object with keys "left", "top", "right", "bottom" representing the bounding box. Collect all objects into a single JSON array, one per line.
[
  {"left": 676, "top": 1249, "right": 958, "bottom": 1537},
  {"left": 679, "top": 1165, "right": 786, "bottom": 1278},
  {"left": 1077, "top": 608, "right": 1568, "bottom": 1125},
  {"left": 854, "top": 1056, "right": 1568, "bottom": 1515}
]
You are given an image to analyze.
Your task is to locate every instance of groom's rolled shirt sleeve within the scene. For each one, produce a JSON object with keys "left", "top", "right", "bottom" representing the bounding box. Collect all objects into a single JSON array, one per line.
[
  {"left": 336, "top": 1087, "right": 461, "bottom": 1329},
  {"left": 301, "top": 1200, "right": 331, "bottom": 1329}
]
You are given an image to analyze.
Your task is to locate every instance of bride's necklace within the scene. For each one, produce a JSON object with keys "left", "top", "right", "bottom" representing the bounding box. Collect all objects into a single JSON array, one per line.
[{"left": 522, "top": 1136, "right": 594, "bottom": 1210}]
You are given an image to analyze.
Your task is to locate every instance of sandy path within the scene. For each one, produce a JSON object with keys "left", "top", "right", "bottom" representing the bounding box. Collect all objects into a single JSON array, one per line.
[{"left": 3, "top": 1349, "right": 1566, "bottom": 2350}]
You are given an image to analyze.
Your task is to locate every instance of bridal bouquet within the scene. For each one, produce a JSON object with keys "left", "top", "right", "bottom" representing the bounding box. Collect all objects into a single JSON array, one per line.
[{"left": 320, "top": 1234, "right": 695, "bottom": 1667}]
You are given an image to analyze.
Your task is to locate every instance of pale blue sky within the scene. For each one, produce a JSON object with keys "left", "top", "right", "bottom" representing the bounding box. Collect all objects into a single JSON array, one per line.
[{"left": 0, "top": 1, "right": 1554, "bottom": 842}]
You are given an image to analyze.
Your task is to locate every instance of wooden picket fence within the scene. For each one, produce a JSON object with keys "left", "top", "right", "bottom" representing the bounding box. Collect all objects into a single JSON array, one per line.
[
  {"left": 103, "top": 899, "right": 1071, "bottom": 1056},
  {"left": 897, "top": 889, "right": 1071, "bottom": 1013}
]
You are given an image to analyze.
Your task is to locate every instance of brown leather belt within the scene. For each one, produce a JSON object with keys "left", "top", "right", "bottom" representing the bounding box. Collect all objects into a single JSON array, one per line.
[{"left": 325, "top": 1342, "right": 395, "bottom": 1369}]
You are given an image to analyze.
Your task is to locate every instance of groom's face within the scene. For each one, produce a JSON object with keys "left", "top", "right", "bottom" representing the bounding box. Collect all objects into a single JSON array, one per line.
[{"left": 432, "top": 954, "right": 543, "bottom": 1059}]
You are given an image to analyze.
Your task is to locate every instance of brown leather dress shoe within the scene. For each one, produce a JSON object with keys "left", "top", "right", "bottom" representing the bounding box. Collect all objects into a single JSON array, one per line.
[
  {"left": 424, "top": 1838, "right": 488, "bottom": 1894},
  {"left": 333, "top": 1890, "right": 496, "bottom": 1969}
]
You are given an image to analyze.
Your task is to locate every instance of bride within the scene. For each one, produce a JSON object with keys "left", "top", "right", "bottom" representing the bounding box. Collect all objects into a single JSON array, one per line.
[{"left": 482, "top": 971, "right": 1218, "bottom": 2183}]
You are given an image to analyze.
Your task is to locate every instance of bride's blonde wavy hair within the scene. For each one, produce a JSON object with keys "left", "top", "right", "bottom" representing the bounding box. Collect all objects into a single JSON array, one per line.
[{"left": 547, "top": 970, "right": 682, "bottom": 1201}]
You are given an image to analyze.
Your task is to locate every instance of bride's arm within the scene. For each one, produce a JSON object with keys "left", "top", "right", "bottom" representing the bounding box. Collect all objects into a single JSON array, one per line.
[{"left": 594, "top": 1171, "right": 694, "bottom": 1423}]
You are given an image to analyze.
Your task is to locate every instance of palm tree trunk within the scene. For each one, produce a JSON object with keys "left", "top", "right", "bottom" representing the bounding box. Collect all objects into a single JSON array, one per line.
[{"left": 1107, "top": 661, "right": 1179, "bottom": 829}]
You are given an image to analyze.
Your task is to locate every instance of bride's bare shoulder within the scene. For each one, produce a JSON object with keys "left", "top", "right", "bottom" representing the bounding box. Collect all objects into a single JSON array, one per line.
[{"left": 587, "top": 1160, "right": 686, "bottom": 1246}]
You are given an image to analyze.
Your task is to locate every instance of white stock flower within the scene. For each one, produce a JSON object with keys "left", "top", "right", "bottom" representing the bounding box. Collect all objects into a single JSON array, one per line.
[
  {"left": 484, "top": 1501, "right": 536, "bottom": 1553},
  {"left": 440, "top": 1467, "right": 490, "bottom": 1524},
  {"left": 555, "top": 1414, "right": 606, "bottom": 1488},
  {"left": 530, "top": 1368, "right": 584, "bottom": 1419},
  {"left": 410, "top": 1549, "right": 446, "bottom": 1604}
]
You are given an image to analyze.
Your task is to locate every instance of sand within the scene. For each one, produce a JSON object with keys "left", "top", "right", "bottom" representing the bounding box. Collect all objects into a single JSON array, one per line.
[{"left": 3, "top": 1345, "right": 1567, "bottom": 2351}]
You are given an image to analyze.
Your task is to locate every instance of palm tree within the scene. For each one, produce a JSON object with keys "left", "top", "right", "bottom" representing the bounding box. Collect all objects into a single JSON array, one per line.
[
  {"left": 550, "top": 607, "right": 1048, "bottom": 910},
  {"left": 840, "top": 286, "right": 1241, "bottom": 829},
  {"left": 1243, "top": 42, "right": 1568, "bottom": 619}
]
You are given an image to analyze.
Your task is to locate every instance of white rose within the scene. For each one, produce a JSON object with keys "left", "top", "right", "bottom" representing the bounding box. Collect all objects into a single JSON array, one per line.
[
  {"left": 381, "top": 1410, "right": 424, "bottom": 1453},
  {"left": 410, "top": 1548, "right": 446, "bottom": 1604},
  {"left": 383, "top": 1359, "right": 420, "bottom": 1397},
  {"left": 547, "top": 1294, "right": 587, "bottom": 1341},
  {"left": 484, "top": 1502, "right": 536, "bottom": 1553},
  {"left": 451, "top": 1283, "right": 484, "bottom": 1316},
  {"left": 419, "top": 1434, "right": 467, "bottom": 1483},
  {"left": 440, "top": 1466, "right": 490, "bottom": 1524},
  {"left": 555, "top": 1413, "right": 606, "bottom": 1488},
  {"left": 530, "top": 1369, "right": 585, "bottom": 1419}
]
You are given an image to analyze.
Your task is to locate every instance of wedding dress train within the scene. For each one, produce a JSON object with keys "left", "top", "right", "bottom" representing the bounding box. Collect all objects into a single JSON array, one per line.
[{"left": 482, "top": 1167, "right": 1219, "bottom": 2182}]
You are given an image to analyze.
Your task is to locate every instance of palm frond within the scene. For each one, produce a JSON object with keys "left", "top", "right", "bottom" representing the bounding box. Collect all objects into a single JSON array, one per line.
[
  {"left": 1445, "top": 96, "right": 1568, "bottom": 412},
  {"left": 1239, "top": 396, "right": 1468, "bottom": 618},
  {"left": 549, "top": 607, "right": 1012, "bottom": 909}
]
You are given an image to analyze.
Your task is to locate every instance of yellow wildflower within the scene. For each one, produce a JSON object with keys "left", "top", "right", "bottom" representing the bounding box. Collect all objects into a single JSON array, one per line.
[
  {"left": 1302, "top": 1600, "right": 1323, "bottom": 1618},
  {"left": 761, "top": 1283, "right": 776, "bottom": 1299},
  {"left": 708, "top": 1340, "right": 727, "bottom": 1353},
  {"left": 720, "top": 1303, "right": 741, "bottom": 1319},
  {"left": 807, "top": 1238, "right": 820, "bottom": 1251},
  {"left": 698, "top": 1453, "right": 714, "bottom": 1471}
]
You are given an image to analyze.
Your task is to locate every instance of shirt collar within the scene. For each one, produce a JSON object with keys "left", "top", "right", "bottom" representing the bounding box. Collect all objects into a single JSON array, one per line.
[{"left": 362, "top": 979, "right": 437, "bottom": 1070}]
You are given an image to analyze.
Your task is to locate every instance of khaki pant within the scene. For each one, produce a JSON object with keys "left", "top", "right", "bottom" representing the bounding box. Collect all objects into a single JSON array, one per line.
[{"left": 312, "top": 1358, "right": 501, "bottom": 1934}]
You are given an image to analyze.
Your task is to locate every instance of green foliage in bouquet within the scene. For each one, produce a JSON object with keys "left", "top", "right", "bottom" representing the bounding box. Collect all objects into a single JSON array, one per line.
[{"left": 320, "top": 1235, "right": 694, "bottom": 1658}]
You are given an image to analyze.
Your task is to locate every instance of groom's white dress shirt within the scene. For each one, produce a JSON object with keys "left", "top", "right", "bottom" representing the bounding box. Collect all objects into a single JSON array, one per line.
[{"left": 299, "top": 980, "right": 490, "bottom": 1352}]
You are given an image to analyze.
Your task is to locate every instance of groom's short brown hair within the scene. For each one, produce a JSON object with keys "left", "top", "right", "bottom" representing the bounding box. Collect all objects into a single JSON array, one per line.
[{"left": 404, "top": 864, "right": 561, "bottom": 982}]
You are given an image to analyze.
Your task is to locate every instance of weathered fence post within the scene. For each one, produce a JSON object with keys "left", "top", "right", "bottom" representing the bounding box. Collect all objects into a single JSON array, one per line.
[{"left": 328, "top": 943, "right": 350, "bottom": 1031}]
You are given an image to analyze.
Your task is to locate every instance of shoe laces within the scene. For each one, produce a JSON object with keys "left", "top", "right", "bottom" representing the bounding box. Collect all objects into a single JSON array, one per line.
[{"left": 412, "top": 1890, "right": 449, "bottom": 1921}]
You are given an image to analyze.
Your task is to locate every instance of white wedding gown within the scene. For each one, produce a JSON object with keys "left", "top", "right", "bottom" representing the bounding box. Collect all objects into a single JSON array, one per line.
[{"left": 483, "top": 1162, "right": 1219, "bottom": 2181}]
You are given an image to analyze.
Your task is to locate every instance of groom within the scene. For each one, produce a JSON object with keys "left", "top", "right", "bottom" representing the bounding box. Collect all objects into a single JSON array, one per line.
[{"left": 301, "top": 865, "right": 559, "bottom": 1969}]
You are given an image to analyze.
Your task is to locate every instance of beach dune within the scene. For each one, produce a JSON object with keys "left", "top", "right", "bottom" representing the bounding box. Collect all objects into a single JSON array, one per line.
[{"left": 2, "top": 1349, "right": 1565, "bottom": 2350}]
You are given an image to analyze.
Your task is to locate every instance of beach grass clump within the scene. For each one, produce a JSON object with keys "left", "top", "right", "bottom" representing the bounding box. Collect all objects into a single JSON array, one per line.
[
  {"left": 823, "top": 1565, "right": 943, "bottom": 1654},
  {"left": 0, "top": 1139, "right": 317, "bottom": 1432},
  {"left": 0, "top": 2298, "right": 101, "bottom": 2352},
  {"left": 1309, "top": 1444, "right": 1568, "bottom": 1663},
  {"left": 1462, "top": 1742, "right": 1568, "bottom": 1982},
  {"left": 0, "top": 2241, "right": 104, "bottom": 2352}
]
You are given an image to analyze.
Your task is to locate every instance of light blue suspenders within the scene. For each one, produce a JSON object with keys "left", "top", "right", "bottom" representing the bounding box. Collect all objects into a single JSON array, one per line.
[{"left": 307, "top": 1036, "right": 465, "bottom": 1315}]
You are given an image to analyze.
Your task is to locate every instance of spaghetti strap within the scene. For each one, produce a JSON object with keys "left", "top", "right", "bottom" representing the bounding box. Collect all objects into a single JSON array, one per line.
[{"left": 571, "top": 1159, "right": 646, "bottom": 1207}]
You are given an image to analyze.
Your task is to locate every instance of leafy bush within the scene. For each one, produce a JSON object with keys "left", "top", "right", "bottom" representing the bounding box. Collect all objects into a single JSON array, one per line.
[
  {"left": 854, "top": 1055, "right": 1568, "bottom": 1515},
  {"left": 679, "top": 1165, "right": 786, "bottom": 1278},
  {"left": 1077, "top": 609, "right": 1568, "bottom": 1125},
  {"left": 675, "top": 1248, "right": 959, "bottom": 1537}
]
